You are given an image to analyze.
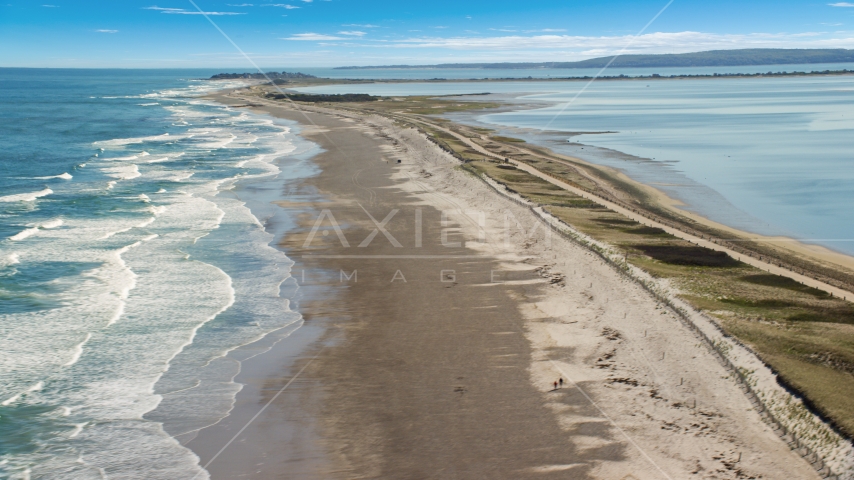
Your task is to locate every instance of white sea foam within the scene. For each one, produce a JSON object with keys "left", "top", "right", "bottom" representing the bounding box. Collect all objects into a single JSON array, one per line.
[
  {"left": 0, "top": 188, "right": 53, "bottom": 202},
  {"left": 102, "top": 164, "right": 141, "bottom": 180},
  {"left": 34, "top": 172, "right": 73, "bottom": 180},
  {"left": 10, "top": 227, "right": 39, "bottom": 241},
  {"left": 107, "top": 153, "right": 142, "bottom": 161},
  {"left": 2, "top": 393, "right": 21, "bottom": 406},
  {"left": 94, "top": 133, "right": 188, "bottom": 147},
  {"left": 148, "top": 205, "right": 167, "bottom": 216},
  {"left": 63, "top": 333, "right": 92, "bottom": 366},
  {"left": 41, "top": 218, "right": 64, "bottom": 229},
  {"left": 1, "top": 253, "right": 20, "bottom": 267},
  {"left": 10, "top": 218, "right": 64, "bottom": 241},
  {"left": 147, "top": 152, "right": 184, "bottom": 164},
  {"left": 98, "top": 227, "right": 133, "bottom": 240},
  {"left": 99, "top": 216, "right": 155, "bottom": 240},
  {"left": 139, "top": 194, "right": 150, "bottom": 202},
  {"left": 69, "top": 422, "right": 87, "bottom": 438},
  {"left": 1, "top": 82, "right": 306, "bottom": 479},
  {"left": 28, "top": 382, "right": 43, "bottom": 392}
]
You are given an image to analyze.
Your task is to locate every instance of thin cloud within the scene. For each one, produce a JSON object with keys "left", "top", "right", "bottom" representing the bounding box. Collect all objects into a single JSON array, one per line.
[
  {"left": 343, "top": 24, "right": 379, "bottom": 28},
  {"left": 96, "top": 29, "right": 118, "bottom": 33},
  {"left": 828, "top": 2, "right": 854, "bottom": 6},
  {"left": 385, "top": 31, "right": 854, "bottom": 53},
  {"left": 283, "top": 33, "right": 344, "bottom": 40},
  {"left": 143, "top": 6, "right": 245, "bottom": 15},
  {"left": 42, "top": 4, "right": 58, "bottom": 6},
  {"left": 263, "top": 3, "right": 299, "bottom": 7},
  {"left": 227, "top": 3, "right": 254, "bottom": 5},
  {"left": 338, "top": 31, "right": 366, "bottom": 36}
]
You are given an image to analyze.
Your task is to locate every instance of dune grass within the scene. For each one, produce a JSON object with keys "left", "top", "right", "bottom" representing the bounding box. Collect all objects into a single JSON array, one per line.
[{"left": 464, "top": 159, "right": 854, "bottom": 438}]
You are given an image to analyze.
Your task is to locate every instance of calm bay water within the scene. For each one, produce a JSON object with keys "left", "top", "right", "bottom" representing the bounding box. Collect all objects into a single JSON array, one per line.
[
  {"left": 0, "top": 69, "right": 315, "bottom": 478},
  {"left": 297, "top": 73, "right": 854, "bottom": 255}
]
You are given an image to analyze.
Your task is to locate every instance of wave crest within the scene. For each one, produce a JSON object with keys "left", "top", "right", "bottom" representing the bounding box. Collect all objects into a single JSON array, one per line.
[{"left": 0, "top": 188, "right": 53, "bottom": 203}]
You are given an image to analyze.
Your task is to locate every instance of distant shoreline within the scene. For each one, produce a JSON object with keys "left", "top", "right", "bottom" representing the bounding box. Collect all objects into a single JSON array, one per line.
[
  {"left": 209, "top": 68, "right": 854, "bottom": 86},
  {"left": 333, "top": 48, "right": 854, "bottom": 70}
]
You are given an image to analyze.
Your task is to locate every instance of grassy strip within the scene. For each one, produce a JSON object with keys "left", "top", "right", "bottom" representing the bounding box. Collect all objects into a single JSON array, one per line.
[
  {"left": 464, "top": 159, "right": 854, "bottom": 439},
  {"left": 465, "top": 131, "right": 854, "bottom": 292}
]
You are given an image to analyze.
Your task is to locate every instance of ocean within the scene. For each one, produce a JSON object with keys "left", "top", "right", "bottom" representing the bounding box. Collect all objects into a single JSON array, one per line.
[
  {"left": 295, "top": 71, "right": 854, "bottom": 256},
  {"left": 0, "top": 69, "right": 317, "bottom": 478}
]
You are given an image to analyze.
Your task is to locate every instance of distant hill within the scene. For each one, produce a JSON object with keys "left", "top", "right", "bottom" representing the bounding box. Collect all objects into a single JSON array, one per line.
[{"left": 335, "top": 49, "right": 854, "bottom": 70}]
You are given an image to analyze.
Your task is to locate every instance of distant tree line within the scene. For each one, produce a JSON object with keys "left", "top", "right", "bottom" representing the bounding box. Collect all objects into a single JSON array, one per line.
[
  {"left": 264, "top": 93, "right": 378, "bottom": 102},
  {"left": 210, "top": 71, "right": 317, "bottom": 80}
]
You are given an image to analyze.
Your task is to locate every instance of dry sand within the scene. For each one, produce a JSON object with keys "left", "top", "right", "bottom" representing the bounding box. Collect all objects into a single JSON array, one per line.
[{"left": 192, "top": 92, "right": 823, "bottom": 479}]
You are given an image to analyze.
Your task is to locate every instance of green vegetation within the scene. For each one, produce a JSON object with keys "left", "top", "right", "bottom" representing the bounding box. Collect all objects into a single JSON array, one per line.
[
  {"left": 264, "top": 92, "right": 378, "bottom": 103},
  {"left": 250, "top": 86, "right": 502, "bottom": 115},
  {"left": 634, "top": 245, "right": 742, "bottom": 267},
  {"left": 463, "top": 158, "right": 854, "bottom": 438},
  {"left": 490, "top": 135, "right": 526, "bottom": 143}
]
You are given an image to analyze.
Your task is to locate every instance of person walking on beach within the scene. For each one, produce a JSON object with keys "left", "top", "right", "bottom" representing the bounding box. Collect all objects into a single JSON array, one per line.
[
  {"left": 553, "top": 380, "right": 558, "bottom": 390},
  {"left": 559, "top": 378, "right": 564, "bottom": 388}
]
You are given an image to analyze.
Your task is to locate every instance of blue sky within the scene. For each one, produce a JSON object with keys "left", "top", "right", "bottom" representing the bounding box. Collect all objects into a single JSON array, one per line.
[{"left": 1, "top": 1, "right": 854, "bottom": 67}]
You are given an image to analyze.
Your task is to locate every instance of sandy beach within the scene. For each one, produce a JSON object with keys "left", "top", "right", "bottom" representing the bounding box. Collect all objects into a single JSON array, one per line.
[{"left": 186, "top": 91, "right": 828, "bottom": 479}]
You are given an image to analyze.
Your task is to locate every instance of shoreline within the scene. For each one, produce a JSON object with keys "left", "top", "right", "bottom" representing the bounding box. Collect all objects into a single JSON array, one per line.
[
  {"left": 425, "top": 112, "right": 854, "bottom": 294},
  {"left": 444, "top": 114, "right": 854, "bottom": 269},
  {"left": 431, "top": 118, "right": 854, "bottom": 298},
  {"left": 210, "top": 68, "right": 854, "bottom": 88},
  {"left": 187, "top": 90, "right": 832, "bottom": 478}
]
